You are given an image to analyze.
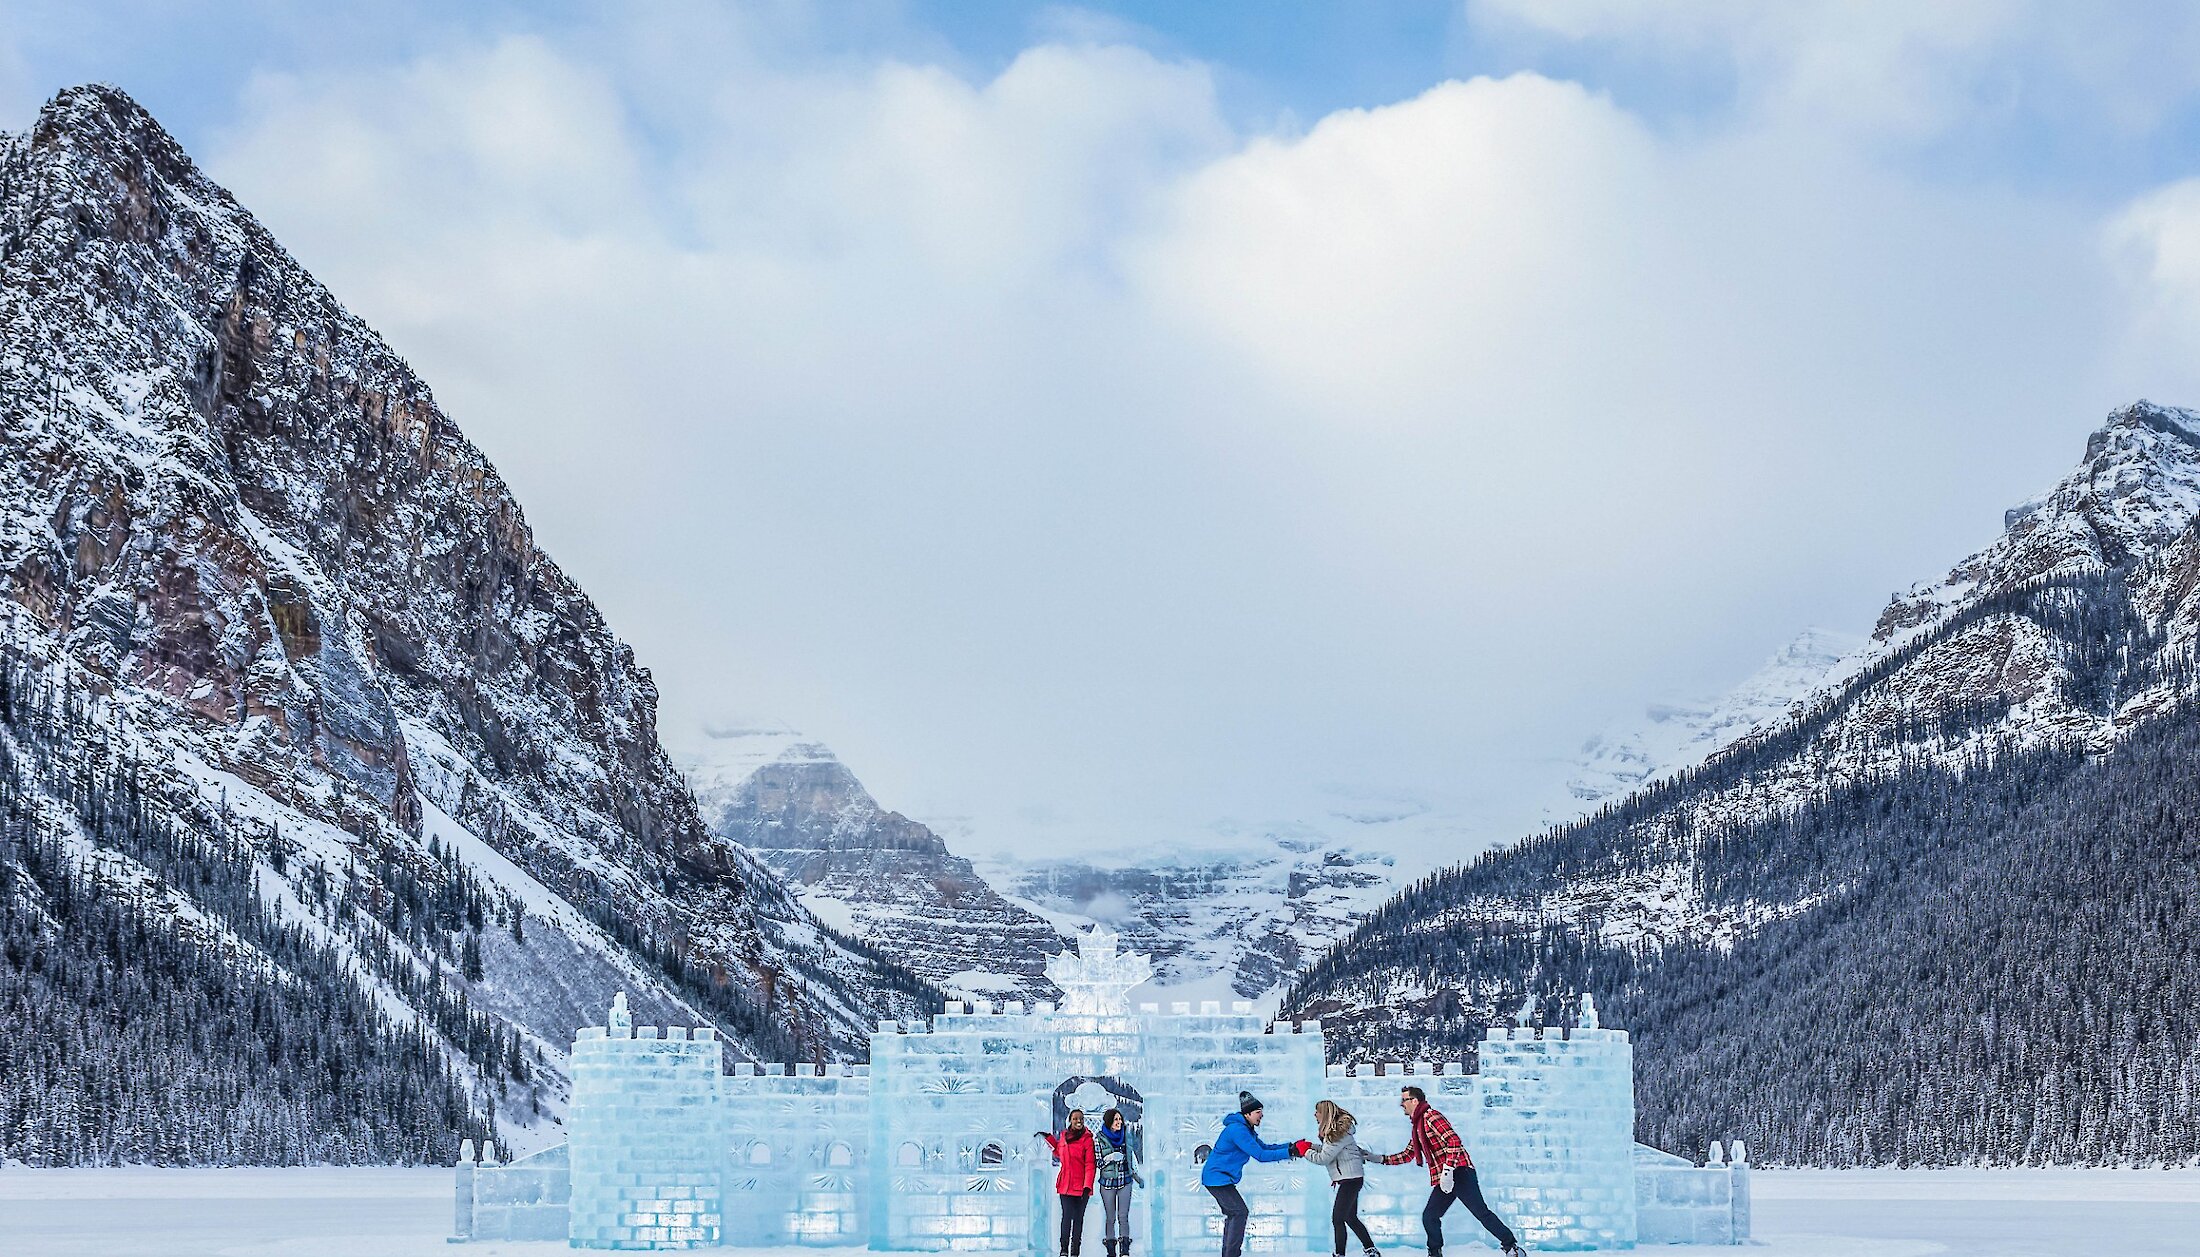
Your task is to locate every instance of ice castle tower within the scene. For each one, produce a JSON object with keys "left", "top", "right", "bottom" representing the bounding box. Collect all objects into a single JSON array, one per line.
[
  {"left": 482, "top": 929, "right": 1748, "bottom": 1251},
  {"left": 569, "top": 994, "right": 728, "bottom": 1247}
]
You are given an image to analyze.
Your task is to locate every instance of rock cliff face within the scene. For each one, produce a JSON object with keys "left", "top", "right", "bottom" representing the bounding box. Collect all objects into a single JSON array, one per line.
[
  {"left": 685, "top": 734, "right": 1062, "bottom": 1002},
  {"left": 0, "top": 85, "right": 932, "bottom": 1161}
]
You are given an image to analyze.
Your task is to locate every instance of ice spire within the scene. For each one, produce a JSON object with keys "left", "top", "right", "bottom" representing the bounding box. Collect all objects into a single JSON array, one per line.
[
  {"left": 1044, "top": 925, "right": 1153, "bottom": 1015},
  {"left": 608, "top": 990, "right": 631, "bottom": 1035},
  {"left": 1515, "top": 991, "right": 1537, "bottom": 1028},
  {"left": 1579, "top": 991, "right": 1600, "bottom": 1030}
]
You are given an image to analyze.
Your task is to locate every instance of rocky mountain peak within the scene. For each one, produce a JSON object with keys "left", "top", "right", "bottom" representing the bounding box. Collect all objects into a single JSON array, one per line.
[
  {"left": 25, "top": 83, "right": 205, "bottom": 202},
  {"left": 1874, "top": 400, "right": 2200, "bottom": 643},
  {"left": 684, "top": 738, "right": 1062, "bottom": 1001},
  {"left": 726, "top": 748, "right": 950, "bottom": 857}
]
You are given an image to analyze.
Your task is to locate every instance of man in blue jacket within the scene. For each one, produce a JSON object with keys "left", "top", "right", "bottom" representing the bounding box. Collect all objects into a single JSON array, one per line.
[{"left": 1199, "top": 1091, "right": 1304, "bottom": 1257}]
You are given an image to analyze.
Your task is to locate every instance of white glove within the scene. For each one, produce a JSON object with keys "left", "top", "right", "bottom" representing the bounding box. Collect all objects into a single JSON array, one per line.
[{"left": 1438, "top": 1167, "right": 1455, "bottom": 1194}]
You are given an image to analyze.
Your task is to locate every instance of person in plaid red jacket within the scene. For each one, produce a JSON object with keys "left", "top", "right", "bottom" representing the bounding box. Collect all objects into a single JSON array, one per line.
[{"left": 1376, "top": 1086, "right": 1520, "bottom": 1256}]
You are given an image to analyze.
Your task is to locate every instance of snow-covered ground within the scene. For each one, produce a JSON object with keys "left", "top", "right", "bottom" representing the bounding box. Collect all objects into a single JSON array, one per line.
[{"left": 0, "top": 1167, "right": 2195, "bottom": 1256}]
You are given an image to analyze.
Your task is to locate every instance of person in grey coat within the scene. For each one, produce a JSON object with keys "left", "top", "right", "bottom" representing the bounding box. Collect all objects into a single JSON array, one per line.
[
  {"left": 1306, "top": 1100, "right": 1380, "bottom": 1257},
  {"left": 1094, "top": 1107, "right": 1144, "bottom": 1257}
]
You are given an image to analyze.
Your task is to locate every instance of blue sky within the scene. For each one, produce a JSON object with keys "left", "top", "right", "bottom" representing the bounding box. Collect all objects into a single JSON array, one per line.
[
  {"left": 10, "top": 3, "right": 2200, "bottom": 862},
  {"left": 15, "top": 1, "right": 2200, "bottom": 198}
]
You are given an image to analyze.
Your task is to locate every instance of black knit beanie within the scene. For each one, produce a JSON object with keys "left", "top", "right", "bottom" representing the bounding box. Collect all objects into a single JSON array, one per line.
[{"left": 1238, "top": 1090, "right": 1263, "bottom": 1116}]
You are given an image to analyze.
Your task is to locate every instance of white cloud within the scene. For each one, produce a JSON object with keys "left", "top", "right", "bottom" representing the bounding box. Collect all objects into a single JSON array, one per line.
[
  {"left": 2111, "top": 179, "right": 2200, "bottom": 328},
  {"left": 2105, "top": 179, "right": 2200, "bottom": 402},
  {"left": 1131, "top": 74, "right": 1665, "bottom": 413},
  {"left": 1471, "top": 0, "right": 2200, "bottom": 141},
  {"left": 195, "top": 10, "right": 2150, "bottom": 863}
]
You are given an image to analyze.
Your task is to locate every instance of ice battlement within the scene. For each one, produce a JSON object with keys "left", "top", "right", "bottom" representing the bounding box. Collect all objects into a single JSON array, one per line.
[
  {"left": 577, "top": 1025, "right": 721, "bottom": 1042},
  {"left": 729, "top": 1062, "right": 870, "bottom": 1077},
  {"left": 1324, "top": 1061, "right": 1474, "bottom": 1075},
  {"left": 458, "top": 930, "right": 1748, "bottom": 1251}
]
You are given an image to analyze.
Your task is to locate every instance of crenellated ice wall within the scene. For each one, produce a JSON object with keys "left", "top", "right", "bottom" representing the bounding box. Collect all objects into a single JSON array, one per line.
[{"left": 455, "top": 931, "right": 1749, "bottom": 1250}]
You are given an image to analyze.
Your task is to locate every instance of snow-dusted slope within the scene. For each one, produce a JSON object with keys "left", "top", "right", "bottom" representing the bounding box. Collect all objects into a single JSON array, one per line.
[
  {"left": 683, "top": 731, "right": 1064, "bottom": 1003},
  {"left": 0, "top": 85, "right": 932, "bottom": 1163},
  {"left": 1309, "top": 401, "right": 2200, "bottom": 982},
  {"left": 1565, "top": 628, "right": 1862, "bottom": 809},
  {"left": 1875, "top": 404, "right": 2200, "bottom": 647}
]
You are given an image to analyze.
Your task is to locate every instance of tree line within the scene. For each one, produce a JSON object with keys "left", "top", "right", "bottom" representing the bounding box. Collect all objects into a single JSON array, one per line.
[{"left": 0, "top": 640, "right": 503, "bottom": 1165}]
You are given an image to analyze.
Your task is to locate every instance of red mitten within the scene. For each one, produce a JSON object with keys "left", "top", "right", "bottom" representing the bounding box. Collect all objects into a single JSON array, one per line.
[{"left": 1292, "top": 1139, "right": 1312, "bottom": 1157}]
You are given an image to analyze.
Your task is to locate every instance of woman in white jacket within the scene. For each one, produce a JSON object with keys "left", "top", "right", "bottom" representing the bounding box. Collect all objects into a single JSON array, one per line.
[{"left": 1306, "top": 1100, "right": 1380, "bottom": 1257}]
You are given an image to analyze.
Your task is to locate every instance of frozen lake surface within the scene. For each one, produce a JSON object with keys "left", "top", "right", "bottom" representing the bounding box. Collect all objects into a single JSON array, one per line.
[{"left": 0, "top": 1166, "right": 2195, "bottom": 1256}]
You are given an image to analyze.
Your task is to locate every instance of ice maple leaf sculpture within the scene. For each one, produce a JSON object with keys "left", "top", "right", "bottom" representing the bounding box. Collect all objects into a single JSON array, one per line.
[{"left": 1045, "top": 926, "right": 1153, "bottom": 1015}]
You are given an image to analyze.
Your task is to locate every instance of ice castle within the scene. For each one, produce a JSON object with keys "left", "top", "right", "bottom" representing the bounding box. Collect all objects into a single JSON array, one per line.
[{"left": 453, "top": 928, "right": 1750, "bottom": 1250}]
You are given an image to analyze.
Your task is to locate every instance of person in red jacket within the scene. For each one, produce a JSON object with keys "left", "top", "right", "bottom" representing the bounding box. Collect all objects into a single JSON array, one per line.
[
  {"left": 1037, "top": 1109, "right": 1099, "bottom": 1256},
  {"left": 1376, "top": 1086, "right": 1520, "bottom": 1257}
]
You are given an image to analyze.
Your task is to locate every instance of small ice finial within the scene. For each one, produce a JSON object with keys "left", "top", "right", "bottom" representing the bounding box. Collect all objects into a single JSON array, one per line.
[
  {"left": 608, "top": 991, "right": 632, "bottom": 1033},
  {"left": 1732, "top": 1140, "right": 1749, "bottom": 1165},
  {"left": 1515, "top": 992, "right": 1537, "bottom": 1028},
  {"left": 1578, "top": 992, "right": 1600, "bottom": 1030},
  {"left": 1044, "top": 925, "right": 1154, "bottom": 1015}
]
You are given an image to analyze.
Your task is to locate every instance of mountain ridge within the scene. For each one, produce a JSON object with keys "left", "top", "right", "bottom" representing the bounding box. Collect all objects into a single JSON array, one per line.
[
  {"left": 0, "top": 84, "right": 934, "bottom": 1164},
  {"left": 1282, "top": 400, "right": 2200, "bottom": 1165}
]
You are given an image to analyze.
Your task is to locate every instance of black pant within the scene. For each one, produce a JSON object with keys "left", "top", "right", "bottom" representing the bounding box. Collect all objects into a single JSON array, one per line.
[
  {"left": 1332, "top": 1176, "right": 1375, "bottom": 1253},
  {"left": 1205, "top": 1184, "right": 1249, "bottom": 1257},
  {"left": 1059, "top": 1193, "right": 1090, "bottom": 1254},
  {"left": 1423, "top": 1168, "right": 1515, "bottom": 1253}
]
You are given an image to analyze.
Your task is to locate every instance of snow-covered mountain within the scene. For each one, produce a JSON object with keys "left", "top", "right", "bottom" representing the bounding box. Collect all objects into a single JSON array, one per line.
[
  {"left": 1563, "top": 628, "right": 1861, "bottom": 810},
  {"left": 682, "top": 730, "right": 1063, "bottom": 1003},
  {"left": 975, "top": 834, "right": 1400, "bottom": 1005},
  {"left": 1286, "top": 401, "right": 2200, "bottom": 1165},
  {"left": 676, "top": 630, "right": 1863, "bottom": 1011},
  {"left": 0, "top": 85, "right": 933, "bottom": 1166},
  {"left": 678, "top": 721, "right": 1438, "bottom": 1008},
  {"left": 973, "top": 630, "right": 1860, "bottom": 1005}
]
